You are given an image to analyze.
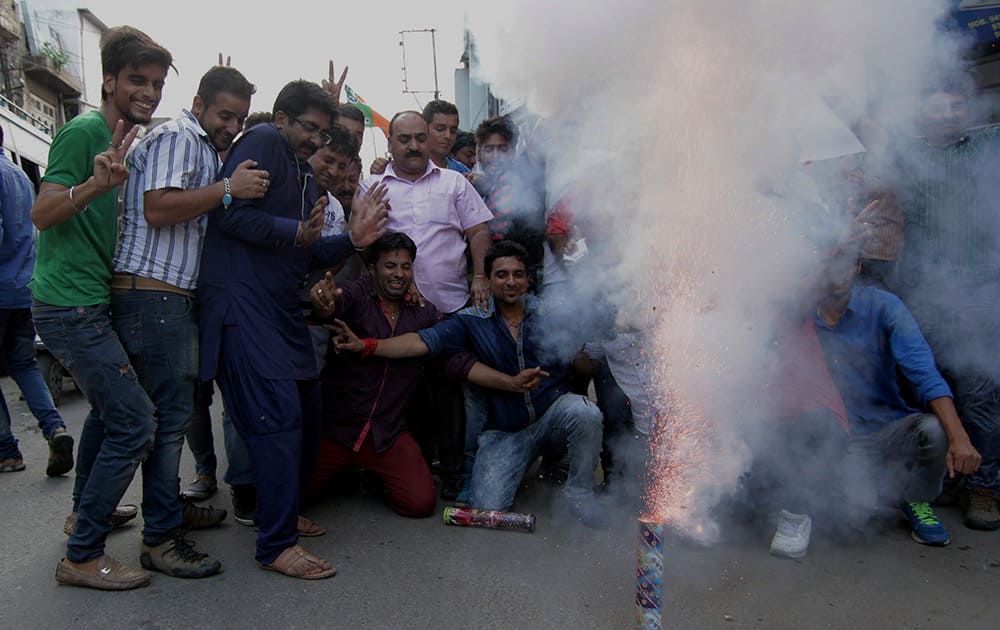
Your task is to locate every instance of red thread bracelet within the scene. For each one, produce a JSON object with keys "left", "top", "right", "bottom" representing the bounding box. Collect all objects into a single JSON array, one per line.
[{"left": 361, "top": 337, "right": 378, "bottom": 358}]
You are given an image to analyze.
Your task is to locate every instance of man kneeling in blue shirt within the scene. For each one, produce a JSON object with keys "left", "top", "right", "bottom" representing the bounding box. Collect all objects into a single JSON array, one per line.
[
  {"left": 331, "top": 240, "right": 608, "bottom": 528},
  {"left": 770, "top": 243, "right": 981, "bottom": 557}
]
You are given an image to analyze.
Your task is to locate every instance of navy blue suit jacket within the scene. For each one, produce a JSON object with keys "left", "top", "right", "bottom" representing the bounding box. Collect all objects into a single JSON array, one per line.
[{"left": 198, "top": 123, "right": 353, "bottom": 381}]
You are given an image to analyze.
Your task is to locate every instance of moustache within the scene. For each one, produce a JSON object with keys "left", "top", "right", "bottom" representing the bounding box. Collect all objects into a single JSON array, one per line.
[{"left": 405, "top": 151, "right": 422, "bottom": 158}]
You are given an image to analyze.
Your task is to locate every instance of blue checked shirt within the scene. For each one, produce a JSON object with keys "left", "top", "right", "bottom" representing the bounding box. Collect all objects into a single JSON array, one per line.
[{"left": 114, "top": 109, "right": 221, "bottom": 290}]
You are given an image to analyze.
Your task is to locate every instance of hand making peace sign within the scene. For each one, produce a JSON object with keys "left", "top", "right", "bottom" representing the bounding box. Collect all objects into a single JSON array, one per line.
[{"left": 93, "top": 119, "right": 140, "bottom": 193}]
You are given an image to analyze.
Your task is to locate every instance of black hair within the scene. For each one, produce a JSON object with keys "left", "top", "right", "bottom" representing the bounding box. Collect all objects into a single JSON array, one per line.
[
  {"left": 475, "top": 115, "right": 518, "bottom": 147},
  {"left": 451, "top": 131, "right": 476, "bottom": 153},
  {"left": 365, "top": 231, "right": 417, "bottom": 266},
  {"left": 485, "top": 240, "right": 529, "bottom": 276},
  {"left": 197, "top": 66, "right": 256, "bottom": 106},
  {"left": 338, "top": 104, "right": 366, "bottom": 124},
  {"left": 100, "top": 26, "right": 174, "bottom": 101},
  {"left": 243, "top": 111, "right": 272, "bottom": 129},
  {"left": 273, "top": 79, "right": 336, "bottom": 122},
  {"left": 421, "top": 99, "right": 459, "bottom": 123},
  {"left": 320, "top": 124, "right": 360, "bottom": 158}
]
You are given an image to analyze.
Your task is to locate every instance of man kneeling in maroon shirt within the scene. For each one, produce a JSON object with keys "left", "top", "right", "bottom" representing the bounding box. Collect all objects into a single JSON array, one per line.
[
  {"left": 305, "top": 232, "right": 442, "bottom": 516},
  {"left": 307, "top": 232, "right": 537, "bottom": 516}
]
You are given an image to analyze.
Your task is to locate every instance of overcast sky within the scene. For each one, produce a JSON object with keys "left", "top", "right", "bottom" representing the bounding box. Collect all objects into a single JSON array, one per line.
[{"left": 84, "top": 0, "right": 473, "bottom": 154}]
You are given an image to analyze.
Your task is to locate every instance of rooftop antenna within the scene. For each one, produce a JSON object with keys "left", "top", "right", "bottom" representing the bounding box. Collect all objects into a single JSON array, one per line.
[{"left": 399, "top": 28, "right": 440, "bottom": 102}]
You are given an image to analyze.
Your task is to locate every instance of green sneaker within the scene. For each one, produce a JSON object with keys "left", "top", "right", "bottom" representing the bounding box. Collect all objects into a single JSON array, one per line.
[{"left": 901, "top": 501, "right": 949, "bottom": 546}]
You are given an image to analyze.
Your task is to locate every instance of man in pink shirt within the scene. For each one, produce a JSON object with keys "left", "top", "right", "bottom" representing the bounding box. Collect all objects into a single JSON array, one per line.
[
  {"left": 359, "top": 111, "right": 493, "bottom": 314},
  {"left": 358, "top": 110, "right": 493, "bottom": 499}
]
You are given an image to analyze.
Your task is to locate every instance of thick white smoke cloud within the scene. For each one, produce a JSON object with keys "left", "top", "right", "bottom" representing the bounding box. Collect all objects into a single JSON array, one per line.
[{"left": 468, "top": 1, "right": 965, "bottom": 543}]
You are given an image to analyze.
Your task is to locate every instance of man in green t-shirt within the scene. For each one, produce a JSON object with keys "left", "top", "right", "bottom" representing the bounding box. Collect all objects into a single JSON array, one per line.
[{"left": 29, "top": 26, "right": 220, "bottom": 591}]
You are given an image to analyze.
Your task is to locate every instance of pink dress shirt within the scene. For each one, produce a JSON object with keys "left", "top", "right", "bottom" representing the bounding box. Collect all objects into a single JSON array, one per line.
[{"left": 360, "top": 161, "right": 493, "bottom": 313}]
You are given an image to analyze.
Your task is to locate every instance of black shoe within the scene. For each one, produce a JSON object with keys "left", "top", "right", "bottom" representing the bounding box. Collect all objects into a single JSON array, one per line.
[
  {"left": 537, "top": 458, "right": 569, "bottom": 484},
  {"left": 140, "top": 531, "right": 222, "bottom": 578},
  {"left": 440, "top": 475, "right": 467, "bottom": 501},
  {"left": 46, "top": 428, "right": 74, "bottom": 477},
  {"left": 230, "top": 484, "right": 256, "bottom": 527},
  {"left": 180, "top": 497, "right": 227, "bottom": 529}
]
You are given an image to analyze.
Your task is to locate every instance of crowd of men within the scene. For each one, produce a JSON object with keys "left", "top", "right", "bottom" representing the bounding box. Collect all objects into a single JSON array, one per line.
[{"left": 0, "top": 24, "right": 998, "bottom": 590}]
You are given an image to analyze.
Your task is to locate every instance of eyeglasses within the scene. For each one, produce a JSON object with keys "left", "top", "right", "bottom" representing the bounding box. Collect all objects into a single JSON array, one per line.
[{"left": 293, "top": 117, "right": 326, "bottom": 136}]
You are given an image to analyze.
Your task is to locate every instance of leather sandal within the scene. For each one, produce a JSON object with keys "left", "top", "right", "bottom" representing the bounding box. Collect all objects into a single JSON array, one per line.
[
  {"left": 259, "top": 545, "right": 336, "bottom": 580},
  {"left": 297, "top": 515, "right": 327, "bottom": 537}
]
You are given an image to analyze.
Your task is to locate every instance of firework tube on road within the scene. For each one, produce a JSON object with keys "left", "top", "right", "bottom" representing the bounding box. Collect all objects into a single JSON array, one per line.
[
  {"left": 637, "top": 519, "right": 664, "bottom": 629},
  {"left": 442, "top": 507, "right": 536, "bottom": 533}
]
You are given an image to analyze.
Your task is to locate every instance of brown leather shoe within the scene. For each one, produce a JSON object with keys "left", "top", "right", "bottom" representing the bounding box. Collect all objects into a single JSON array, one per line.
[
  {"left": 63, "top": 504, "right": 139, "bottom": 536},
  {"left": 55, "top": 555, "right": 151, "bottom": 590}
]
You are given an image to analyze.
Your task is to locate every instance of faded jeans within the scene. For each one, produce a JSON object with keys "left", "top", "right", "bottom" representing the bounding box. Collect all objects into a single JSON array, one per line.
[
  {"left": 469, "top": 393, "right": 603, "bottom": 511},
  {"left": 185, "top": 380, "right": 254, "bottom": 486},
  {"left": 185, "top": 380, "right": 218, "bottom": 479},
  {"left": 0, "top": 308, "right": 66, "bottom": 458},
  {"left": 111, "top": 289, "right": 199, "bottom": 546},
  {"left": 31, "top": 300, "right": 155, "bottom": 563},
  {"left": 842, "top": 413, "right": 949, "bottom": 526}
]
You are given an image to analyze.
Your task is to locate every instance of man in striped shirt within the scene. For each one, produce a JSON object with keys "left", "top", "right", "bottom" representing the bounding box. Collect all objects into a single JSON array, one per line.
[{"left": 110, "top": 65, "right": 267, "bottom": 579}]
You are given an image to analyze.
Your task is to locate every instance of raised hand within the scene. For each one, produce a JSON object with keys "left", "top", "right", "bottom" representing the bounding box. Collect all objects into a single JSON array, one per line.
[
  {"left": 93, "top": 120, "right": 140, "bottom": 192},
  {"left": 297, "top": 196, "right": 326, "bottom": 246},
  {"left": 310, "top": 270, "right": 341, "bottom": 317},
  {"left": 321, "top": 60, "right": 349, "bottom": 106},
  {"left": 326, "top": 318, "right": 364, "bottom": 353},
  {"left": 404, "top": 282, "right": 426, "bottom": 307},
  {"left": 218, "top": 53, "right": 232, "bottom": 67},
  {"left": 229, "top": 159, "right": 270, "bottom": 199},
  {"left": 848, "top": 198, "right": 880, "bottom": 244},
  {"left": 369, "top": 157, "right": 390, "bottom": 175},
  {"left": 347, "top": 183, "right": 390, "bottom": 248}
]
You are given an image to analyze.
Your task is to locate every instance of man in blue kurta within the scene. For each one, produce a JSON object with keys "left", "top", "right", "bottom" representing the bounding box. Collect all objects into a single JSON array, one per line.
[{"left": 198, "top": 80, "right": 387, "bottom": 579}]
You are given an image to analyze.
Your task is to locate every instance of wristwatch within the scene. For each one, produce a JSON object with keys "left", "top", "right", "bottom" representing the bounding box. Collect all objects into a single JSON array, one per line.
[{"left": 222, "top": 177, "right": 232, "bottom": 209}]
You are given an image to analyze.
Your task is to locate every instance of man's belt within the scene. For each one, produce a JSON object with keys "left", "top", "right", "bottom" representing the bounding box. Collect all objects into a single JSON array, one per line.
[{"left": 111, "top": 273, "right": 194, "bottom": 298}]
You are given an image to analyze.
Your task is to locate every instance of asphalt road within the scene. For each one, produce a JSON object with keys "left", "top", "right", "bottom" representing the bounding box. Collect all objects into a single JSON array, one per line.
[{"left": 1, "top": 378, "right": 998, "bottom": 629}]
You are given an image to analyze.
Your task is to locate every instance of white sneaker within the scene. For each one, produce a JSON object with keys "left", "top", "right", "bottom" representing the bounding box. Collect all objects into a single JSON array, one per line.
[{"left": 769, "top": 509, "right": 812, "bottom": 559}]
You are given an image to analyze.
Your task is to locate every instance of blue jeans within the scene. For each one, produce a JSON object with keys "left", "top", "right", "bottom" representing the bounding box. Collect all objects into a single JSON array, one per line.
[
  {"left": 112, "top": 289, "right": 199, "bottom": 545},
  {"left": 222, "top": 408, "right": 254, "bottom": 486},
  {"left": 31, "top": 300, "right": 156, "bottom": 563},
  {"left": 469, "top": 393, "right": 603, "bottom": 511},
  {"left": 462, "top": 383, "right": 488, "bottom": 476},
  {"left": 185, "top": 380, "right": 254, "bottom": 485},
  {"left": 0, "top": 308, "right": 66, "bottom": 458},
  {"left": 186, "top": 380, "right": 218, "bottom": 478},
  {"left": 947, "top": 372, "right": 1000, "bottom": 494},
  {"left": 842, "top": 413, "right": 949, "bottom": 527}
]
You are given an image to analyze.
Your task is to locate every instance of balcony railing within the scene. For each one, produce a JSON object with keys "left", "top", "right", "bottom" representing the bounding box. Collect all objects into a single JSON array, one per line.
[{"left": 0, "top": 93, "right": 53, "bottom": 137}]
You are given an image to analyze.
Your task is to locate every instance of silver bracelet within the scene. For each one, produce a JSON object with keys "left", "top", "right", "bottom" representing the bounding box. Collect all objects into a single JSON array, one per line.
[{"left": 68, "top": 185, "right": 86, "bottom": 214}]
